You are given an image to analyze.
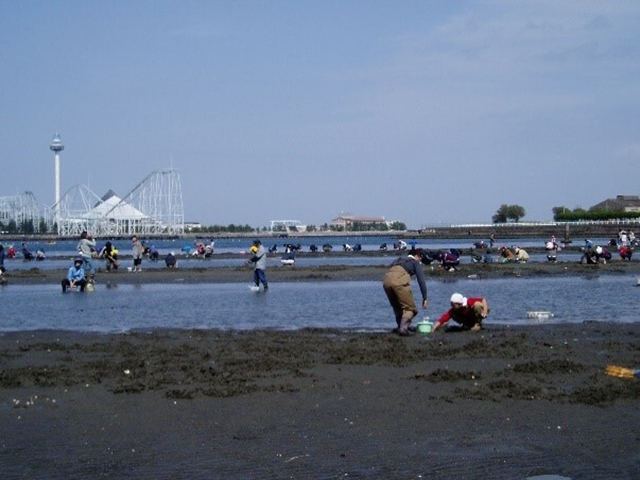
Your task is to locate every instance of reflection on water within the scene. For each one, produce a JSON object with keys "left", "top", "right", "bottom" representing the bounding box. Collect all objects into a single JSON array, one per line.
[{"left": 0, "top": 276, "right": 637, "bottom": 333}]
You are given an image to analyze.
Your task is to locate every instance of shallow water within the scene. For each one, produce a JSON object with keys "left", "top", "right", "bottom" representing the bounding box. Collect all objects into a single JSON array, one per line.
[
  {"left": 2, "top": 252, "right": 585, "bottom": 271},
  {"left": 6, "top": 236, "right": 611, "bottom": 258},
  {"left": 0, "top": 275, "right": 637, "bottom": 333}
]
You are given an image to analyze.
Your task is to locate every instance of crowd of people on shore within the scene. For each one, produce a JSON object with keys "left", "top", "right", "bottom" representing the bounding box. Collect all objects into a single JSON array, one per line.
[{"left": 0, "top": 231, "right": 636, "bottom": 309}]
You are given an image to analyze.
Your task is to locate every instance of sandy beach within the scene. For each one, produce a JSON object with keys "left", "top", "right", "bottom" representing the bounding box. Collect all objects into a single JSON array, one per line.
[
  {"left": 1, "top": 260, "right": 639, "bottom": 477},
  {"left": 1, "top": 323, "right": 639, "bottom": 478}
]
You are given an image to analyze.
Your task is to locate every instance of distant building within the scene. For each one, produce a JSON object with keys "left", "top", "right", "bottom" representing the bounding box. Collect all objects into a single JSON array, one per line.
[
  {"left": 331, "top": 214, "right": 387, "bottom": 230},
  {"left": 591, "top": 195, "right": 640, "bottom": 213},
  {"left": 269, "top": 220, "right": 307, "bottom": 232},
  {"left": 184, "top": 222, "right": 203, "bottom": 231}
]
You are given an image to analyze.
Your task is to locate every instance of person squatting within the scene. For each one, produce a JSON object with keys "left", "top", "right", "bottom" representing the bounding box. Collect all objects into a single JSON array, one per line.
[{"left": 383, "top": 248, "right": 490, "bottom": 336}]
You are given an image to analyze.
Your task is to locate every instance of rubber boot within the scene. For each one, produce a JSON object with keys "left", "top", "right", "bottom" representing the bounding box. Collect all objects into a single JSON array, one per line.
[{"left": 398, "top": 316, "right": 414, "bottom": 336}]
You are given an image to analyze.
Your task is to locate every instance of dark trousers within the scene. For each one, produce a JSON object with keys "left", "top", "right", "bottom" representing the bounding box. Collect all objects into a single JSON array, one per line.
[
  {"left": 254, "top": 269, "right": 268, "bottom": 288},
  {"left": 61, "top": 278, "right": 87, "bottom": 292}
]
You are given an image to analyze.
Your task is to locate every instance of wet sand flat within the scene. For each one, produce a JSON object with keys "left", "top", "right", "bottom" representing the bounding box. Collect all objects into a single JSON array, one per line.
[
  {"left": 1, "top": 324, "right": 638, "bottom": 478},
  {"left": 3, "top": 260, "right": 640, "bottom": 285}
]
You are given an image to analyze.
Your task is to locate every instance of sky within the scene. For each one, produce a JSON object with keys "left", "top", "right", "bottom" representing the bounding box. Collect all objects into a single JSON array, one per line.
[{"left": 1, "top": 1, "right": 639, "bottom": 229}]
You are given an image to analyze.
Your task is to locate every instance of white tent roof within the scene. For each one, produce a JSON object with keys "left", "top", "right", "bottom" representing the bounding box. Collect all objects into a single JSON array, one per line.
[{"left": 83, "top": 195, "right": 148, "bottom": 220}]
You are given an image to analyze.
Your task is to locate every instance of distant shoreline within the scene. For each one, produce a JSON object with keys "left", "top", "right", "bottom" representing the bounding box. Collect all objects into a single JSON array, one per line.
[{"left": 2, "top": 219, "right": 638, "bottom": 242}]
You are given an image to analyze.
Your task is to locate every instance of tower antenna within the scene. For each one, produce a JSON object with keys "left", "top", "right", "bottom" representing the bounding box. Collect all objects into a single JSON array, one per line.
[{"left": 50, "top": 133, "right": 64, "bottom": 227}]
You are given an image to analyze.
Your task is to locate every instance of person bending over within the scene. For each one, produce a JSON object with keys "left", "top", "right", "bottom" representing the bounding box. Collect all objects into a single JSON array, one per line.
[
  {"left": 383, "top": 248, "right": 429, "bottom": 336},
  {"left": 433, "top": 293, "right": 489, "bottom": 333}
]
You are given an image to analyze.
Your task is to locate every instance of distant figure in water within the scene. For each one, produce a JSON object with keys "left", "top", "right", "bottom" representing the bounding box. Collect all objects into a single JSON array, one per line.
[
  {"left": 205, "top": 240, "right": 215, "bottom": 257},
  {"left": 545, "top": 239, "right": 560, "bottom": 263},
  {"left": 165, "top": 252, "right": 177, "bottom": 268},
  {"left": 580, "top": 247, "right": 597, "bottom": 264},
  {"left": 100, "top": 241, "right": 119, "bottom": 271},
  {"left": 499, "top": 246, "right": 516, "bottom": 263},
  {"left": 148, "top": 245, "right": 159, "bottom": 262},
  {"left": 619, "top": 246, "right": 633, "bottom": 261},
  {"left": 514, "top": 247, "right": 529, "bottom": 263},
  {"left": 434, "top": 251, "right": 460, "bottom": 271},
  {"left": 594, "top": 246, "right": 612, "bottom": 264},
  {"left": 61, "top": 258, "right": 87, "bottom": 293},
  {"left": 383, "top": 248, "right": 429, "bottom": 336},
  {"left": 35, "top": 249, "right": 46, "bottom": 261},
  {"left": 21, "top": 243, "right": 34, "bottom": 261}
]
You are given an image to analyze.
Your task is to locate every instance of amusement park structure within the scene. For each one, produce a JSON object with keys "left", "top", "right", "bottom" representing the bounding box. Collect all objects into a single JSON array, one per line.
[
  {"left": 54, "top": 169, "right": 185, "bottom": 236},
  {"left": 0, "top": 191, "right": 53, "bottom": 233},
  {"left": 0, "top": 135, "right": 185, "bottom": 236}
]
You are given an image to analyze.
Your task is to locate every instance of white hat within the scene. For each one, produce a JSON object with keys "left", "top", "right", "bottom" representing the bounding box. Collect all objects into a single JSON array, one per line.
[{"left": 450, "top": 293, "right": 467, "bottom": 305}]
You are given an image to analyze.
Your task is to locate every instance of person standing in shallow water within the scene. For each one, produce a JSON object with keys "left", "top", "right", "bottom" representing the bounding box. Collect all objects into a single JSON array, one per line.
[
  {"left": 248, "top": 239, "right": 268, "bottom": 290},
  {"left": 383, "top": 248, "right": 429, "bottom": 336},
  {"left": 132, "top": 236, "right": 143, "bottom": 272},
  {"left": 77, "top": 231, "right": 97, "bottom": 282}
]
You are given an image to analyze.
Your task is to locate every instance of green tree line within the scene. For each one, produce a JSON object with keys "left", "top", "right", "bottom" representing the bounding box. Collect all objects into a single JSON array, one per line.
[{"left": 552, "top": 206, "right": 640, "bottom": 222}]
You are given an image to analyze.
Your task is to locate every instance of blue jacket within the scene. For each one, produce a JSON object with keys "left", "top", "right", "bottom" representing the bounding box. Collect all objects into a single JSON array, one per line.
[{"left": 67, "top": 265, "right": 85, "bottom": 282}]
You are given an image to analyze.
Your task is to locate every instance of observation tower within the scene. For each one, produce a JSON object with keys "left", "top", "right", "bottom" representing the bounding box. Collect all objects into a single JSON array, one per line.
[{"left": 50, "top": 133, "right": 64, "bottom": 222}]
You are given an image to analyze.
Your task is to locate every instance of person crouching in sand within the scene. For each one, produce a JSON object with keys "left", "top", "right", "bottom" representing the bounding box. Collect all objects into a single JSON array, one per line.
[
  {"left": 383, "top": 248, "right": 429, "bottom": 336},
  {"left": 61, "top": 258, "right": 88, "bottom": 293},
  {"left": 433, "top": 293, "right": 489, "bottom": 333}
]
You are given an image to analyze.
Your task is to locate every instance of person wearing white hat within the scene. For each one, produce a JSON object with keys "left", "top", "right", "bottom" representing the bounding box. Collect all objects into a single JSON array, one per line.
[
  {"left": 433, "top": 293, "right": 489, "bottom": 332},
  {"left": 514, "top": 247, "right": 530, "bottom": 263}
]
